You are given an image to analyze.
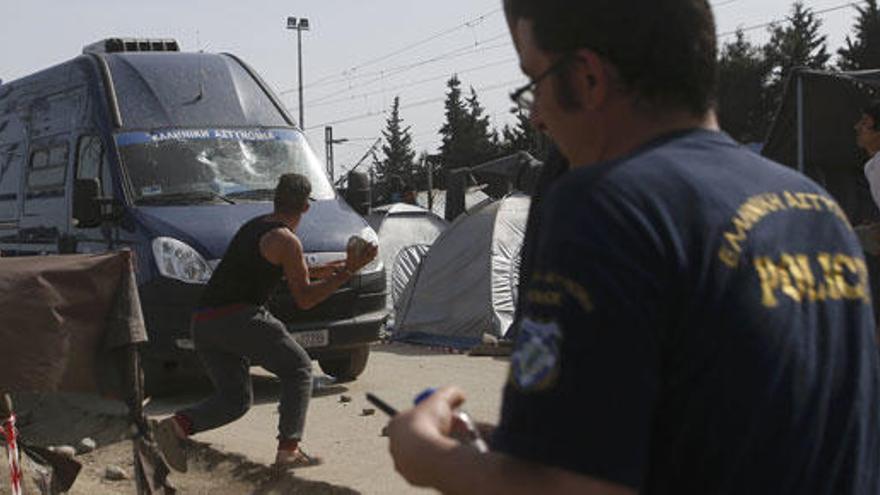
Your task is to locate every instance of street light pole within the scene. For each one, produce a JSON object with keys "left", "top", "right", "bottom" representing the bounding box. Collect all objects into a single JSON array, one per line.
[{"left": 286, "top": 16, "right": 310, "bottom": 128}]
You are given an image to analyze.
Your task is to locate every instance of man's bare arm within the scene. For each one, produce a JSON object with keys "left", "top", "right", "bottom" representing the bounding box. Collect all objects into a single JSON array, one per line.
[
  {"left": 261, "top": 229, "right": 350, "bottom": 310},
  {"left": 308, "top": 260, "right": 346, "bottom": 280},
  {"left": 260, "top": 228, "right": 377, "bottom": 310}
]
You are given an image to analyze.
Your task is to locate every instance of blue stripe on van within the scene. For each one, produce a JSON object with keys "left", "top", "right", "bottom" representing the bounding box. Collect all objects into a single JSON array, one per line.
[{"left": 0, "top": 193, "right": 16, "bottom": 201}]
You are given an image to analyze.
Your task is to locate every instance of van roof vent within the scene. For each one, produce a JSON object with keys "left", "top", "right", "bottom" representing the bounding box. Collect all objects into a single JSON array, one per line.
[{"left": 82, "top": 38, "right": 180, "bottom": 55}]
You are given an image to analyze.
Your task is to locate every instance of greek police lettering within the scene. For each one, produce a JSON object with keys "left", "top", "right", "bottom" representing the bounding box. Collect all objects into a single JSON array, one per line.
[
  {"left": 150, "top": 129, "right": 211, "bottom": 142},
  {"left": 753, "top": 252, "right": 870, "bottom": 307},
  {"left": 718, "top": 191, "right": 851, "bottom": 268},
  {"left": 149, "top": 129, "right": 278, "bottom": 143},
  {"left": 211, "top": 129, "right": 275, "bottom": 141}
]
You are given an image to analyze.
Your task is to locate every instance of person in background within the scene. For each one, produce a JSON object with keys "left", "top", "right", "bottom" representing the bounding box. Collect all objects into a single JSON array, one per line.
[
  {"left": 386, "top": 0, "right": 880, "bottom": 493},
  {"left": 853, "top": 100, "right": 880, "bottom": 254},
  {"left": 156, "top": 173, "right": 377, "bottom": 471}
]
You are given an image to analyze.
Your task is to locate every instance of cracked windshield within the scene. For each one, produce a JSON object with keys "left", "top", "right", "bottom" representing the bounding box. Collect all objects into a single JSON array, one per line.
[{"left": 116, "top": 128, "right": 335, "bottom": 204}]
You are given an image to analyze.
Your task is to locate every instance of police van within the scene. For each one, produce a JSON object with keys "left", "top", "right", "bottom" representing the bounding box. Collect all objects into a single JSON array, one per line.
[{"left": 0, "top": 38, "right": 387, "bottom": 381}]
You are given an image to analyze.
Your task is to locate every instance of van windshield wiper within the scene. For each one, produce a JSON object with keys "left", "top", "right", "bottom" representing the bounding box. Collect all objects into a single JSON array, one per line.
[
  {"left": 136, "top": 190, "right": 236, "bottom": 205},
  {"left": 226, "top": 188, "right": 275, "bottom": 200}
]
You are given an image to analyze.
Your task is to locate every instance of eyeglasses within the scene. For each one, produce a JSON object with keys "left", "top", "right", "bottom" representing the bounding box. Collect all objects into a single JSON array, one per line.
[{"left": 509, "top": 54, "right": 574, "bottom": 113}]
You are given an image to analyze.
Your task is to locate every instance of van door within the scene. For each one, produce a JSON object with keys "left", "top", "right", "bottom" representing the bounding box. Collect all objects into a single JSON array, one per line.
[
  {"left": 73, "top": 133, "right": 116, "bottom": 252},
  {"left": 0, "top": 114, "right": 25, "bottom": 252},
  {"left": 18, "top": 137, "right": 70, "bottom": 253},
  {"left": 15, "top": 84, "right": 87, "bottom": 254}
]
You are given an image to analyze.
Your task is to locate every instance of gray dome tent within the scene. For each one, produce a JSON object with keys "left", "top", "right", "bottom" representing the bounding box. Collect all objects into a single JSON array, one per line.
[
  {"left": 366, "top": 203, "right": 448, "bottom": 314},
  {"left": 392, "top": 194, "right": 530, "bottom": 348}
]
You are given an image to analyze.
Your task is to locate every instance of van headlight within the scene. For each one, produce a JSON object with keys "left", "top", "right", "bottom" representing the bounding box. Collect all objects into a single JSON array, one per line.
[
  {"left": 152, "top": 237, "right": 213, "bottom": 283},
  {"left": 358, "top": 226, "right": 383, "bottom": 274}
]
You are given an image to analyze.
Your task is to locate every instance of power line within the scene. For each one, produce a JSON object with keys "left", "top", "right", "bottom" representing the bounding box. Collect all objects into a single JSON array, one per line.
[
  {"left": 286, "top": 38, "right": 512, "bottom": 118},
  {"left": 306, "top": 57, "right": 518, "bottom": 109},
  {"left": 306, "top": 78, "right": 520, "bottom": 131},
  {"left": 718, "top": 1, "right": 856, "bottom": 38},
  {"left": 315, "top": 0, "right": 858, "bottom": 142},
  {"left": 281, "top": 32, "right": 510, "bottom": 97},
  {"left": 300, "top": 7, "right": 502, "bottom": 91}
]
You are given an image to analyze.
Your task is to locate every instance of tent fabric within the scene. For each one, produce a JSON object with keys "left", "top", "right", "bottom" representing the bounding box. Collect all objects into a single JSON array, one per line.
[
  {"left": 390, "top": 244, "right": 431, "bottom": 308},
  {"left": 762, "top": 68, "right": 880, "bottom": 225},
  {"left": 393, "top": 194, "right": 530, "bottom": 348},
  {"left": 366, "top": 203, "right": 448, "bottom": 314},
  {"left": 0, "top": 251, "right": 147, "bottom": 395}
]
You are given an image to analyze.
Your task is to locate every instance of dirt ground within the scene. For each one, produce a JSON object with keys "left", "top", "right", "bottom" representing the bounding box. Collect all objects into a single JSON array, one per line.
[
  {"left": 2, "top": 438, "right": 357, "bottom": 495},
  {"left": 1, "top": 341, "right": 510, "bottom": 494}
]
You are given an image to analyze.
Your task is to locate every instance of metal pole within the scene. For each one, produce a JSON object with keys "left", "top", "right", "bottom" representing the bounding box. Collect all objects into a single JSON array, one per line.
[
  {"left": 426, "top": 156, "right": 434, "bottom": 212},
  {"left": 297, "top": 27, "right": 305, "bottom": 128},
  {"left": 325, "top": 126, "right": 334, "bottom": 182},
  {"left": 796, "top": 74, "right": 805, "bottom": 174}
]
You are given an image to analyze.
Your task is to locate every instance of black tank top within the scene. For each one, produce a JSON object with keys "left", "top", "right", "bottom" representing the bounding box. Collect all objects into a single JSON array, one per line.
[{"left": 199, "top": 215, "right": 290, "bottom": 308}]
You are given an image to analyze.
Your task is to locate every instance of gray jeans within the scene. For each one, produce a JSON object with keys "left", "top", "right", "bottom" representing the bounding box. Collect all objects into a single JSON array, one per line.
[{"left": 178, "top": 305, "right": 313, "bottom": 441}]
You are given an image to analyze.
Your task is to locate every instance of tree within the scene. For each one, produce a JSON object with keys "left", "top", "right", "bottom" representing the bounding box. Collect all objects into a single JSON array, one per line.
[
  {"left": 763, "top": 1, "right": 830, "bottom": 121},
  {"left": 465, "top": 88, "right": 500, "bottom": 166},
  {"left": 438, "top": 76, "right": 501, "bottom": 182},
  {"left": 373, "top": 96, "right": 416, "bottom": 203},
  {"left": 438, "top": 75, "right": 471, "bottom": 177},
  {"left": 717, "top": 30, "right": 772, "bottom": 143},
  {"left": 838, "top": 0, "right": 880, "bottom": 70},
  {"left": 497, "top": 109, "right": 550, "bottom": 159}
]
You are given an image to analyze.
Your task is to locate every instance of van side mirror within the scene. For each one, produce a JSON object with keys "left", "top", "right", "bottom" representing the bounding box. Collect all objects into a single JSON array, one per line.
[{"left": 73, "top": 178, "right": 101, "bottom": 228}]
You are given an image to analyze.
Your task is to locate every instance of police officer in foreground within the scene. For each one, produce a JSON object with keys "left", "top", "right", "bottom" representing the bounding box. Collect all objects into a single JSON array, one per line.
[{"left": 386, "top": 0, "right": 880, "bottom": 493}]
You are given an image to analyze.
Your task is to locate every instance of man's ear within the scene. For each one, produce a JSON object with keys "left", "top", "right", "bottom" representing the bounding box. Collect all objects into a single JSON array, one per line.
[
  {"left": 574, "top": 48, "right": 609, "bottom": 110},
  {"left": 303, "top": 201, "right": 311, "bottom": 213}
]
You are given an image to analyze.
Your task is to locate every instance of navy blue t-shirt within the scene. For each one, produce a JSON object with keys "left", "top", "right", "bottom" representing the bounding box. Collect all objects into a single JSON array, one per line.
[{"left": 492, "top": 130, "right": 880, "bottom": 494}]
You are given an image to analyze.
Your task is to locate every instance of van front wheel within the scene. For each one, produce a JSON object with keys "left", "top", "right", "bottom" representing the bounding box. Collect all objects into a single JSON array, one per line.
[{"left": 318, "top": 346, "right": 370, "bottom": 382}]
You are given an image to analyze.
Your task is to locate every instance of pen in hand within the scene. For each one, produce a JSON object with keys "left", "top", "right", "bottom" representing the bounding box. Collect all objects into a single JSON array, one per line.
[{"left": 366, "top": 392, "right": 398, "bottom": 417}]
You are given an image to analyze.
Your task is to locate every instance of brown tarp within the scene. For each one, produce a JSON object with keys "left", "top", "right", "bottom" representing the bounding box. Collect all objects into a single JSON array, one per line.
[
  {"left": 0, "top": 252, "right": 173, "bottom": 493},
  {"left": 0, "top": 251, "right": 146, "bottom": 395}
]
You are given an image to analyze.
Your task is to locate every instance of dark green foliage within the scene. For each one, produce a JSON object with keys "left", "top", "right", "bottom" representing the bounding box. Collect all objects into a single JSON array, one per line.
[
  {"left": 373, "top": 96, "right": 417, "bottom": 203},
  {"left": 838, "top": 0, "right": 880, "bottom": 70},
  {"left": 718, "top": 31, "right": 773, "bottom": 143}
]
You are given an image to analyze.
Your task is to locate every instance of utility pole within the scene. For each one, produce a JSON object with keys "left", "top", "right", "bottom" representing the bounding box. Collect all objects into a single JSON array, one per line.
[
  {"left": 426, "top": 155, "right": 434, "bottom": 212},
  {"left": 324, "top": 126, "right": 348, "bottom": 183},
  {"left": 286, "top": 16, "right": 310, "bottom": 128}
]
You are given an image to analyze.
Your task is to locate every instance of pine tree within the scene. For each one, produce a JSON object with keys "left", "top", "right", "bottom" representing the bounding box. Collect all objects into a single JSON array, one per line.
[
  {"left": 498, "top": 109, "right": 550, "bottom": 159},
  {"left": 838, "top": 0, "right": 880, "bottom": 70},
  {"left": 439, "top": 75, "right": 473, "bottom": 177},
  {"left": 763, "top": 1, "right": 830, "bottom": 120},
  {"left": 373, "top": 96, "right": 416, "bottom": 203},
  {"left": 718, "top": 30, "right": 772, "bottom": 143},
  {"left": 464, "top": 88, "right": 500, "bottom": 165}
]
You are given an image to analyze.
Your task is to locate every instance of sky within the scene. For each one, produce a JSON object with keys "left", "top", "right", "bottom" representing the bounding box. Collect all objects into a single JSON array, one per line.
[{"left": 0, "top": 0, "right": 863, "bottom": 178}]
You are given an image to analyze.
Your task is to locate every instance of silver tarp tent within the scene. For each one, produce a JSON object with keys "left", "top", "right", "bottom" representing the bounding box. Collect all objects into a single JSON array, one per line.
[
  {"left": 366, "top": 203, "right": 448, "bottom": 316},
  {"left": 392, "top": 194, "right": 530, "bottom": 348}
]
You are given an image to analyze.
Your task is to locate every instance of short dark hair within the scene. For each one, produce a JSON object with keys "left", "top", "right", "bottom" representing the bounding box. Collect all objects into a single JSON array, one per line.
[
  {"left": 274, "top": 173, "right": 311, "bottom": 214},
  {"left": 503, "top": 0, "right": 718, "bottom": 115},
  {"left": 864, "top": 100, "right": 880, "bottom": 130}
]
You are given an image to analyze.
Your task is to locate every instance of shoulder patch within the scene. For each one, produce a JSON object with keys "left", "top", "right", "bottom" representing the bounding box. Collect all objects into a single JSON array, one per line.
[{"left": 510, "top": 317, "right": 562, "bottom": 391}]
